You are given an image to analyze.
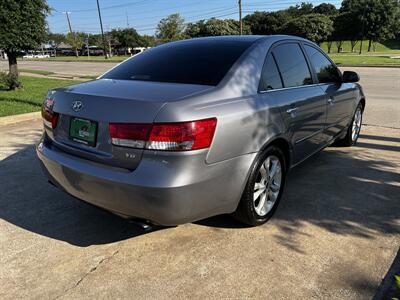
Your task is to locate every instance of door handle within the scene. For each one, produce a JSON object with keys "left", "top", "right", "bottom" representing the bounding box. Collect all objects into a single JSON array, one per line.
[{"left": 286, "top": 107, "right": 298, "bottom": 114}]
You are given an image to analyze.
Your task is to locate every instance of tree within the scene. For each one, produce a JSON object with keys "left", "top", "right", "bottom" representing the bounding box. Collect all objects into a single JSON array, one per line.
[
  {"left": 282, "top": 13, "right": 334, "bottom": 44},
  {"left": 184, "top": 21, "right": 204, "bottom": 38},
  {"left": 65, "top": 31, "right": 85, "bottom": 57},
  {"left": 243, "top": 11, "right": 289, "bottom": 35},
  {"left": 0, "top": 0, "right": 49, "bottom": 88},
  {"left": 185, "top": 18, "right": 250, "bottom": 38},
  {"left": 111, "top": 28, "right": 142, "bottom": 52},
  {"left": 156, "top": 13, "right": 185, "bottom": 42},
  {"left": 285, "top": 2, "right": 314, "bottom": 17},
  {"left": 88, "top": 34, "right": 103, "bottom": 48},
  {"left": 332, "top": 12, "right": 362, "bottom": 53},
  {"left": 341, "top": 0, "right": 400, "bottom": 52},
  {"left": 140, "top": 35, "right": 155, "bottom": 47},
  {"left": 313, "top": 3, "right": 338, "bottom": 15},
  {"left": 45, "top": 32, "right": 66, "bottom": 46}
]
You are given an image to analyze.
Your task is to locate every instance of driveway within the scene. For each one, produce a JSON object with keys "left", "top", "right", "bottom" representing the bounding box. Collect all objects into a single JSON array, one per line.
[
  {"left": 1, "top": 119, "right": 399, "bottom": 299},
  {"left": 0, "top": 63, "right": 400, "bottom": 299}
]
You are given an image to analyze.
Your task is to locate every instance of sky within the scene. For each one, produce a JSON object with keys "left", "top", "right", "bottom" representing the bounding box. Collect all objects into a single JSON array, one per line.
[{"left": 47, "top": 0, "right": 342, "bottom": 36}]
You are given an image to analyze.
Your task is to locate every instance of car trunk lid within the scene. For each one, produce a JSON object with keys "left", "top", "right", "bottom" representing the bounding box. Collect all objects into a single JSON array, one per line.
[{"left": 45, "top": 79, "right": 213, "bottom": 170}]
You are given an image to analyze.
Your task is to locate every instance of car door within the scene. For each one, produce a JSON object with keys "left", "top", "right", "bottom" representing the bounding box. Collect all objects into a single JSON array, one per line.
[
  {"left": 303, "top": 44, "right": 356, "bottom": 141},
  {"left": 258, "top": 42, "right": 327, "bottom": 164}
]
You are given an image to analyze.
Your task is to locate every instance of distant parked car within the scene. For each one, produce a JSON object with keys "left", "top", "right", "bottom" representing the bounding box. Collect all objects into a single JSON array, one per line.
[
  {"left": 34, "top": 54, "right": 50, "bottom": 58},
  {"left": 37, "top": 35, "right": 365, "bottom": 226},
  {"left": 23, "top": 53, "right": 50, "bottom": 59}
]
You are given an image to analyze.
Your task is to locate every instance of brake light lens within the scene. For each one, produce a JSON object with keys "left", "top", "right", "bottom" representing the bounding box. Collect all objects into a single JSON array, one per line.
[
  {"left": 109, "top": 118, "right": 217, "bottom": 151},
  {"left": 41, "top": 97, "right": 59, "bottom": 129},
  {"left": 109, "top": 123, "right": 152, "bottom": 148}
]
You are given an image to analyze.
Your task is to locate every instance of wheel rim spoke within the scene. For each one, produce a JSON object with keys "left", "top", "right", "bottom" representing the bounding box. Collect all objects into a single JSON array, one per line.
[
  {"left": 254, "top": 182, "right": 264, "bottom": 191},
  {"left": 253, "top": 155, "right": 282, "bottom": 217},
  {"left": 253, "top": 188, "right": 264, "bottom": 201},
  {"left": 256, "top": 193, "right": 267, "bottom": 215},
  {"left": 352, "top": 108, "right": 362, "bottom": 141}
]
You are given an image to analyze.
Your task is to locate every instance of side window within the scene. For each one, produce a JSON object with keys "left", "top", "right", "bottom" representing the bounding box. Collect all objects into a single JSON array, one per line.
[
  {"left": 259, "top": 54, "right": 283, "bottom": 91},
  {"left": 272, "top": 43, "right": 313, "bottom": 88},
  {"left": 304, "top": 45, "right": 341, "bottom": 83}
]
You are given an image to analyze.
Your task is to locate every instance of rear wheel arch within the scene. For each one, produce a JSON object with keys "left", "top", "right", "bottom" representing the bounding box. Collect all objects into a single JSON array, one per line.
[
  {"left": 359, "top": 98, "right": 366, "bottom": 111},
  {"left": 260, "top": 137, "right": 292, "bottom": 172}
]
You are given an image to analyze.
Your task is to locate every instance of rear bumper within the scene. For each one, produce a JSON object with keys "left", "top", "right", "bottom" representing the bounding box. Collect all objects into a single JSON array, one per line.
[{"left": 36, "top": 135, "right": 256, "bottom": 225}]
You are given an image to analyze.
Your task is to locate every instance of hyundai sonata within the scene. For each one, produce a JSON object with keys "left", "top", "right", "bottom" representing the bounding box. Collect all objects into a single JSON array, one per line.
[{"left": 37, "top": 35, "right": 365, "bottom": 226}]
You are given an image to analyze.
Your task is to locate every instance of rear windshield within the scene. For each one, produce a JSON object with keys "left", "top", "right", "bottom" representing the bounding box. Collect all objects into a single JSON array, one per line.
[{"left": 102, "top": 40, "right": 254, "bottom": 86}]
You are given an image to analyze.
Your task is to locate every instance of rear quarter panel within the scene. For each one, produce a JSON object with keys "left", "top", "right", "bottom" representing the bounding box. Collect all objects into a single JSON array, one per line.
[{"left": 154, "top": 38, "right": 288, "bottom": 164}]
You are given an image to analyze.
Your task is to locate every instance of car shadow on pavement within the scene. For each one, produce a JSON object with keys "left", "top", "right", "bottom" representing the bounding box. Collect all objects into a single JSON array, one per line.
[
  {"left": 199, "top": 144, "right": 400, "bottom": 251},
  {"left": 1, "top": 138, "right": 399, "bottom": 249},
  {"left": 0, "top": 145, "right": 164, "bottom": 247}
]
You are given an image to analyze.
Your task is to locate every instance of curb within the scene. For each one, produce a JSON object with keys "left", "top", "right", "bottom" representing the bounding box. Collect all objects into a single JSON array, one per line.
[
  {"left": 0, "top": 111, "right": 41, "bottom": 126},
  {"left": 338, "top": 64, "right": 400, "bottom": 68}
]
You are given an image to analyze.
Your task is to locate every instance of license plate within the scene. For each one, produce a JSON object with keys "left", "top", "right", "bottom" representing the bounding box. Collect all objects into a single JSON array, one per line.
[{"left": 69, "top": 117, "right": 97, "bottom": 146}]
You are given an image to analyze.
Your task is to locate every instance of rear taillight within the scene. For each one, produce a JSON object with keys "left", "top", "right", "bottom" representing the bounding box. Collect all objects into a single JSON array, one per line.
[
  {"left": 109, "top": 118, "right": 217, "bottom": 151},
  {"left": 109, "top": 123, "right": 152, "bottom": 148},
  {"left": 42, "top": 97, "right": 59, "bottom": 129}
]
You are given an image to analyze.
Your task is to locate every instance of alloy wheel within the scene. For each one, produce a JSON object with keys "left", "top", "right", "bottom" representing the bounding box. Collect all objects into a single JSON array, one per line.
[
  {"left": 352, "top": 107, "right": 362, "bottom": 142},
  {"left": 253, "top": 155, "right": 282, "bottom": 216}
]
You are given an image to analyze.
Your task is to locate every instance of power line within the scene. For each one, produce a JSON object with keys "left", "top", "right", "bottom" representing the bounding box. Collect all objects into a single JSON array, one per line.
[{"left": 48, "top": 0, "right": 343, "bottom": 35}]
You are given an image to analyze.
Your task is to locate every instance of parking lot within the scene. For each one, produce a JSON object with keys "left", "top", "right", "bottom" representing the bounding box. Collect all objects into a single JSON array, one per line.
[{"left": 0, "top": 66, "right": 399, "bottom": 299}]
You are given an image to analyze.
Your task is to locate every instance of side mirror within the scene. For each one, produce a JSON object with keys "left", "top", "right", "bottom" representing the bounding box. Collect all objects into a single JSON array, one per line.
[{"left": 342, "top": 71, "right": 360, "bottom": 83}]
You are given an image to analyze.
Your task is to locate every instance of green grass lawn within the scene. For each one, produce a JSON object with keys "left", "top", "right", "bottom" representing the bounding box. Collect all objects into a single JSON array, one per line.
[
  {"left": 329, "top": 54, "right": 400, "bottom": 65},
  {"left": 320, "top": 39, "right": 400, "bottom": 54},
  {"left": 0, "top": 76, "right": 83, "bottom": 117}
]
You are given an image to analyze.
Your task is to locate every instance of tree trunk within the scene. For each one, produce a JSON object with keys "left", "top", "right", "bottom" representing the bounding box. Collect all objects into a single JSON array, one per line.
[
  {"left": 368, "top": 39, "right": 372, "bottom": 52},
  {"left": 351, "top": 40, "right": 358, "bottom": 52},
  {"left": 7, "top": 51, "right": 18, "bottom": 77},
  {"left": 327, "top": 41, "right": 332, "bottom": 54},
  {"left": 5, "top": 51, "right": 20, "bottom": 90},
  {"left": 336, "top": 41, "right": 343, "bottom": 53}
]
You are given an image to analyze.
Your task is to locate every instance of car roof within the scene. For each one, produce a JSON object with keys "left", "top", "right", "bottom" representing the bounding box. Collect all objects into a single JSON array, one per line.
[{"left": 170, "top": 35, "right": 311, "bottom": 45}]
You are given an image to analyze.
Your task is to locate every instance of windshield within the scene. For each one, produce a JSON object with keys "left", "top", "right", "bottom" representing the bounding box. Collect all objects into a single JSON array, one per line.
[{"left": 102, "top": 39, "right": 254, "bottom": 86}]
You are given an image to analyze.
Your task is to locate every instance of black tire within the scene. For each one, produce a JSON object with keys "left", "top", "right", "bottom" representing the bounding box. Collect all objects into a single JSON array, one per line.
[
  {"left": 335, "top": 102, "right": 364, "bottom": 147},
  {"left": 233, "top": 145, "right": 286, "bottom": 226}
]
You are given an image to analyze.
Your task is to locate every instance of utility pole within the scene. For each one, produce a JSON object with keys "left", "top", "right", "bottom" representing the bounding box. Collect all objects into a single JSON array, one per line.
[
  {"left": 86, "top": 33, "right": 90, "bottom": 59},
  {"left": 359, "top": 2, "right": 367, "bottom": 55},
  {"left": 96, "top": 0, "right": 108, "bottom": 59},
  {"left": 64, "top": 12, "right": 79, "bottom": 57},
  {"left": 238, "top": 0, "right": 243, "bottom": 35}
]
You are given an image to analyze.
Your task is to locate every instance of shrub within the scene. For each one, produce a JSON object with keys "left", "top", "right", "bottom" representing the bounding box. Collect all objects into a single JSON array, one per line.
[{"left": 0, "top": 71, "right": 21, "bottom": 90}]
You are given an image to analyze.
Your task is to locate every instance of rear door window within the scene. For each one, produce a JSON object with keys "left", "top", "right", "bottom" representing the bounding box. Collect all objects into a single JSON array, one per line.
[
  {"left": 272, "top": 43, "right": 313, "bottom": 88},
  {"left": 259, "top": 54, "right": 283, "bottom": 91},
  {"left": 304, "top": 45, "right": 341, "bottom": 83}
]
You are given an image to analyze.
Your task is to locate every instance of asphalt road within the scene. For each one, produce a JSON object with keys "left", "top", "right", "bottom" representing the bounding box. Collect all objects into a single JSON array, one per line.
[
  {"left": 1, "top": 60, "right": 399, "bottom": 128},
  {"left": 341, "top": 67, "right": 400, "bottom": 129}
]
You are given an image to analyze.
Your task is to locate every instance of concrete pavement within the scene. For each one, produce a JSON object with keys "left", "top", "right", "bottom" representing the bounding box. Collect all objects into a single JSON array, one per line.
[
  {"left": 0, "top": 63, "right": 399, "bottom": 299},
  {"left": 0, "top": 120, "right": 399, "bottom": 299}
]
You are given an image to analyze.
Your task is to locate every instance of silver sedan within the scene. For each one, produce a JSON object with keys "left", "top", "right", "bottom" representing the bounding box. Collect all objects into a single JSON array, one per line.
[{"left": 37, "top": 35, "right": 365, "bottom": 226}]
